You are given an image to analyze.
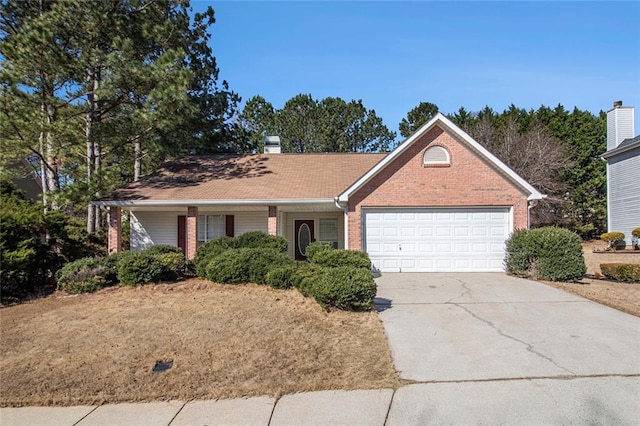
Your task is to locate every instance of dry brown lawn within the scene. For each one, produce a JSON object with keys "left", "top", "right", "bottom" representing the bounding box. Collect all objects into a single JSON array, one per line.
[
  {"left": 540, "top": 241, "right": 640, "bottom": 318},
  {"left": 0, "top": 279, "right": 401, "bottom": 407}
]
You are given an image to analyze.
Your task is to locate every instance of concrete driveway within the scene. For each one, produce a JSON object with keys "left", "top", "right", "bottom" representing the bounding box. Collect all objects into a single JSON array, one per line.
[
  {"left": 376, "top": 273, "right": 640, "bottom": 423},
  {"left": 375, "top": 273, "right": 640, "bottom": 381}
]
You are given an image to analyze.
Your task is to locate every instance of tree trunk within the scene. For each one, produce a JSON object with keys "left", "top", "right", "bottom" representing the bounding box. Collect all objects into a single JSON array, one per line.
[
  {"left": 134, "top": 141, "right": 141, "bottom": 181},
  {"left": 86, "top": 66, "right": 101, "bottom": 233}
]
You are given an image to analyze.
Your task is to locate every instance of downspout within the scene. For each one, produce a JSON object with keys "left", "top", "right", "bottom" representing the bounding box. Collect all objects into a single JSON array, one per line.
[{"left": 334, "top": 197, "right": 349, "bottom": 250}]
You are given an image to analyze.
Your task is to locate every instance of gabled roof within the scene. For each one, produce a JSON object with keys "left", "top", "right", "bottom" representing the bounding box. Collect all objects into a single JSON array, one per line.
[
  {"left": 96, "top": 153, "right": 386, "bottom": 206},
  {"left": 602, "top": 135, "right": 640, "bottom": 159},
  {"left": 337, "top": 113, "right": 544, "bottom": 202}
]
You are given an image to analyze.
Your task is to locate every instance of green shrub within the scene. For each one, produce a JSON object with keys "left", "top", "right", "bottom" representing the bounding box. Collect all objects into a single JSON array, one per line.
[
  {"left": 632, "top": 228, "right": 640, "bottom": 250},
  {"left": 305, "top": 241, "right": 334, "bottom": 260},
  {"left": 117, "top": 252, "right": 166, "bottom": 286},
  {"left": 102, "top": 251, "right": 136, "bottom": 284},
  {"left": 205, "top": 248, "right": 291, "bottom": 285},
  {"left": 601, "top": 232, "right": 626, "bottom": 250},
  {"left": 194, "top": 232, "right": 288, "bottom": 278},
  {"left": 600, "top": 263, "right": 640, "bottom": 282},
  {"left": 144, "top": 244, "right": 183, "bottom": 256},
  {"left": 194, "top": 237, "right": 236, "bottom": 277},
  {"left": 56, "top": 257, "right": 111, "bottom": 294},
  {"left": 265, "top": 264, "right": 300, "bottom": 289},
  {"left": 310, "top": 249, "right": 371, "bottom": 270},
  {"left": 309, "top": 266, "right": 377, "bottom": 311},
  {"left": 234, "top": 231, "right": 288, "bottom": 252},
  {"left": 291, "top": 263, "right": 328, "bottom": 296},
  {"left": 504, "top": 229, "right": 531, "bottom": 277},
  {"left": 155, "top": 252, "right": 186, "bottom": 280},
  {"left": 504, "top": 227, "right": 586, "bottom": 282}
]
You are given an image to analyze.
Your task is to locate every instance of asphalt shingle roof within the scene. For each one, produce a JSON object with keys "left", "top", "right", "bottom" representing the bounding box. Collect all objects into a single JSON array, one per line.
[{"left": 103, "top": 153, "right": 387, "bottom": 202}]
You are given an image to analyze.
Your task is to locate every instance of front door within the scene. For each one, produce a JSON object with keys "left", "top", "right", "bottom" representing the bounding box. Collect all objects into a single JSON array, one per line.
[{"left": 294, "top": 219, "right": 315, "bottom": 260}]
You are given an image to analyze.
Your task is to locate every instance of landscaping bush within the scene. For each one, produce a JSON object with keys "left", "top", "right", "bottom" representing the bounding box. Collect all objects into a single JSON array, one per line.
[
  {"left": 600, "top": 263, "right": 640, "bottom": 282},
  {"left": 194, "top": 237, "right": 235, "bottom": 277},
  {"left": 265, "top": 264, "right": 300, "bottom": 289},
  {"left": 144, "top": 244, "right": 183, "bottom": 256},
  {"left": 310, "top": 249, "right": 372, "bottom": 270},
  {"left": 194, "top": 232, "right": 288, "bottom": 278},
  {"left": 234, "top": 231, "right": 288, "bottom": 252},
  {"left": 290, "top": 263, "right": 328, "bottom": 296},
  {"left": 504, "top": 227, "right": 586, "bottom": 282},
  {"left": 56, "top": 257, "right": 111, "bottom": 294},
  {"left": 309, "top": 266, "right": 377, "bottom": 311},
  {"left": 155, "top": 252, "right": 187, "bottom": 280},
  {"left": 632, "top": 228, "right": 640, "bottom": 250},
  {"left": 305, "top": 241, "right": 334, "bottom": 260},
  {"left": 117, "top": 252, "right": 167, "bottom": 286},
  {"left": 102, "top": 251, "right": 136, "bottom": 284},
  {"left": 205, "top": 248, "right": 291, "bottom": 285},
  {"left": 601, "top": 232, "right": 626, "bottom": 250}
]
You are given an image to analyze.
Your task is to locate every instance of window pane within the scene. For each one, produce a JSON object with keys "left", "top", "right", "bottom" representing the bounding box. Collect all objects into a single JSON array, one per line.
[
  {"left": 298, "top": 223, "right": 311, "bottom": 257},
  {"left": 319, "top": 219, "right": 338, "bottom": 243},
  {"left": 198, "top": 215, "right": 206, "bottom": 242},
  {"left": 212, "top": 215, "right": 225, "bottom": 238},
  {"left": 206, "top": 215, "right": 214, "bottom": 240}
]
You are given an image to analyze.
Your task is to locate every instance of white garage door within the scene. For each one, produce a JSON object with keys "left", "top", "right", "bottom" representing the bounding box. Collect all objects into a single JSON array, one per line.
[{"left": 364, "top": 207, "right": 511, "bottom": 272}]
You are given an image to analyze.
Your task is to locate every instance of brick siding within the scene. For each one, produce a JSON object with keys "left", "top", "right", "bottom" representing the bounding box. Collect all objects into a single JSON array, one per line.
[{"left": 347, "top": 126, "right": 529, "bottom": 249}]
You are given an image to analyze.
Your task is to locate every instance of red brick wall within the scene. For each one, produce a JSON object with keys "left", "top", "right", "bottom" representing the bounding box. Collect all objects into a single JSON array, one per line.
[
  {"left": 186, "top": 206, "right": 198, "bottom": 260},
  {"left": 347, "top": 126, "right": 529, "bottom": 249},
  {"left": 108, "top": 207, "right": 122, "bottom": 255},
  {"left": 268, "top": 206, "right": 277, "bottom": 236}
]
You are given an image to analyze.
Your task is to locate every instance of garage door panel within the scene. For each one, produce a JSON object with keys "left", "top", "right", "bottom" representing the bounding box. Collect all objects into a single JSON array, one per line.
[{"left": 364, "top": 207, "right": 509, "bottom": 272}]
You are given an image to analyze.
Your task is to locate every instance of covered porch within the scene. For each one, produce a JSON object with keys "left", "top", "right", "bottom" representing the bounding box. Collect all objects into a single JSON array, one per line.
[{"left": 99, "top": 200, "right": 348, "bottom": 260}]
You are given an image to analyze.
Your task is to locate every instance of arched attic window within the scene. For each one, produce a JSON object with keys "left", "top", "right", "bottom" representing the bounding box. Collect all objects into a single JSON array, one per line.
[{"left": 423, "top": 145, "right": 450, "bottom": 167}]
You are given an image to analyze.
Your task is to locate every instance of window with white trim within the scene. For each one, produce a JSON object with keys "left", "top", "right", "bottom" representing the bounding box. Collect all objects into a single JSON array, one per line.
[
  {"left": 198, "top": 215, "right": 225, "bottom": 243},
  {"left": 423, "top": 146, "right": 450, "bottom": 166},
  {"left": 319, "top": 219, "right": 339, "bottom": 249}
]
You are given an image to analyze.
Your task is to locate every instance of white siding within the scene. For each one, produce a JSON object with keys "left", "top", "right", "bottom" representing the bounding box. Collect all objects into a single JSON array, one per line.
[
  {"left": 130, "top": 211, "right": 178, "bottom": 251},
  {"left": 607, "top": 107, "right": 635, "bottom": 150},
  {"left": 608, "top": 149, "right": 640, "bottom": 242},
  {"left": 232, "top": 211, "right": 268, "bottom": 235},
  {"left": 131, "top": 210, "right": 269, "bottom": 251}
]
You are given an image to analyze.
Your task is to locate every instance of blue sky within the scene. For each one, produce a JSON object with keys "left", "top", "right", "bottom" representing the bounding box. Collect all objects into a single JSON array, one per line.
[{"left": 194, "top": 1, "right": 640, "bottom": 138}]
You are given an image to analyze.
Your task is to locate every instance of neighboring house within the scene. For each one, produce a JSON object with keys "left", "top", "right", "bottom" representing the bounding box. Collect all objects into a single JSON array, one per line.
[
  {"left": 602, "top": 101, "right": 639, "bottom": 244},
  {"left": 95, "top": 113, "right": 543, "bottom": 272}
]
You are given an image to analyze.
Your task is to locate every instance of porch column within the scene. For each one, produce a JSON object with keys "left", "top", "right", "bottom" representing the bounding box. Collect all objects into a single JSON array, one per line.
[
  {"left": 268, "top": 206, "right": 277, "bottom": 236},
  {"left": 186, "top": 206, "right": 198, "bottom": 260},
  {"left": 108, "top": 206, "right": 122, "bottom": 255}
]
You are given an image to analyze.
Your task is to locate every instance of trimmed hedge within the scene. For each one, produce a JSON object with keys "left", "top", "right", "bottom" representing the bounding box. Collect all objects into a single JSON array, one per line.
[
  {"left": 505, "top": 227, "right": 586, "bottom": 282},
  {"left": 309, "top": 266, "right": 377, "bottom": 311},
  {"left": 310, "top": 249, "right": 371, "bottom": 270},
  {"left": 265, "top": 264, "right": 300, "bottom": 289},
  {"left": 205, "top": 248, "right": 292, "bottom": 285},
  {"left": 144, "top": 244, "right": 184, "bottom": 256},
  {"left": 600, "top": 263, "right": 640, "bottom": 282},
  {"left": 194, "top": 232, "right": 288, "bottom": 278},
  {"left": 56, "top": 257, "right": 111, "bottom": 294},
  {"left": 601, "top": 232, "right": 626, "bottom": 250},
  {"left": 117, "top": 252, "right": 167, "bottom": 286},
  {"left": 305, "top": 241, "right": 334, "bottom": 259}
]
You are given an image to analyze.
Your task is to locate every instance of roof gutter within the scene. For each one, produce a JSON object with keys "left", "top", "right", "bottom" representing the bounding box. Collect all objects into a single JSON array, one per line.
[
  {"left": 601, "top": 141, "right": 640, "bottom": 160},
  {"left": 92, "top": 198, "right": 338, "bottom": 207}
]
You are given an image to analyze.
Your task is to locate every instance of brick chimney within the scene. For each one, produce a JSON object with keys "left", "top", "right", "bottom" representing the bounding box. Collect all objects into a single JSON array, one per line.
[{"left": 607, "top": 101, "right": 635, "bottom": 150}]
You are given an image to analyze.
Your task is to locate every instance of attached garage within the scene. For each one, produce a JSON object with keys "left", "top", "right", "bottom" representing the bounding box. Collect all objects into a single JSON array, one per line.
[{"left": 364, "top": 207, "right": 511, "bottom": 272}]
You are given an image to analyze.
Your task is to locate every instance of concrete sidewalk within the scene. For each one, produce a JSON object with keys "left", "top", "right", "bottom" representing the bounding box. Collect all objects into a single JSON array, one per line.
[{"left": 3, "top": 378, "right": 640, "bottom": 425}]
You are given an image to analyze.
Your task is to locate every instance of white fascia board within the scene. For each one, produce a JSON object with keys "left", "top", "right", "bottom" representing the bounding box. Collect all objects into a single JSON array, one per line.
[
  {"left": 337, "top": 113, "right": 544, "bottom": 202},
  {"left": 92, "top": 198, "right": 336, "bottom": 207}
]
